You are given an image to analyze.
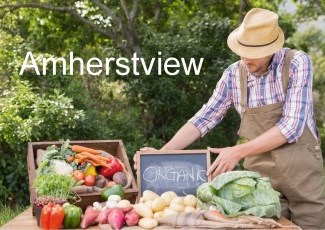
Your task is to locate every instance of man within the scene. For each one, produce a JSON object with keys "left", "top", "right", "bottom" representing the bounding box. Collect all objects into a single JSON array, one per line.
[{"left": 136, "top": 8, "right": 325, "bottom": 228}]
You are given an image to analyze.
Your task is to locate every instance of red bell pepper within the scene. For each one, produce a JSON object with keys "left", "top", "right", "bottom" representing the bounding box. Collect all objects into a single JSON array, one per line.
[
  {"left": 100, "top": 157, "right": 123, "bottom": 178},
  {"left": 40, "top": 203, "right": 65, "bottom": 230}
]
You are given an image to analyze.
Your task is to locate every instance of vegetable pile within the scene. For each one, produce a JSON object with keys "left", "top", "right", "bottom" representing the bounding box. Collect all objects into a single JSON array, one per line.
[
  {"left": 81, "top": 195, "right": 137, "bottom": 229},
  {"left": 134, "top": 190, "right": 199, "bottom": 229},
  {"left": 34, "top": 139, "right": 131, "bottom": 197},
  {"left": 32, "top": 139, "right": 134, "bottom": 229},
  {"left": 196, "top": 170, "right": 281, "bottom": 218}
]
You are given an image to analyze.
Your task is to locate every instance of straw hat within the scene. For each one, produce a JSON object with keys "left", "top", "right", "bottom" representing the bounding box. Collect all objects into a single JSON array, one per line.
[{"left": 227, "top": 8, "right": 284, "bottom": 59}]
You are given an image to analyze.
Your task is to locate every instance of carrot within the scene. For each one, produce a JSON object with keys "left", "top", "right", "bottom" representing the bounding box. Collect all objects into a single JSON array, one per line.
[
  {"left": 98, "top": 160, "right": 110, "bottom": 168},
  {"left": 85, "top": 159, "right": 100, "bottom": 167},
  {"left": 66, "top": 155, "right": 74, "bottom": 163},
  {"left": 79, "top": 152, "right": 102, "bottom": 164},
  {"left": 96, "top": 155, "right": 112, "bottom": 162},
  {"left": 71, "top": 145, "right": 101, "bottom": 155},
  {"left": 75, "top": 154, "right": 87, "bottom": 161}
]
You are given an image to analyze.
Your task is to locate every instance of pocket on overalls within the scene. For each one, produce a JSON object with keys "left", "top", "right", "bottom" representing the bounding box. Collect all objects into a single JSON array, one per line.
[
  {"left": 306, "top": 144, "right": 324, "bottom": 171},
  {"left": 273, "top": 143, "right": 324, "bottom": 199}
]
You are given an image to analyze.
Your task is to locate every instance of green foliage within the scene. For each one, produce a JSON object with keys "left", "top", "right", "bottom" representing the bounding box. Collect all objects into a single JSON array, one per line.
[
  {"left": 292, "top": 0, "right": 325, "bottom": 21},
  {"left": 0, "top": 80, "right": 84, "bottom": 205},
  {"left": 125, "top": 13, "right": 240, "bottom": 148},
  {"left": 0, "top": 80, "right": 85, "bottom": 148},
  {"left": 0, "top": 145, "right": 29, "bottom": 205},
  {"left": 290, "top": 26, "right": 325, "bottom": 154}
]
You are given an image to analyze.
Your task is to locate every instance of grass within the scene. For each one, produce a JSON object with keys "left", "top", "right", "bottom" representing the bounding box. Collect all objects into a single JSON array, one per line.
[{"left": 0, "top": 203, "right": 27, "bottom": 227}]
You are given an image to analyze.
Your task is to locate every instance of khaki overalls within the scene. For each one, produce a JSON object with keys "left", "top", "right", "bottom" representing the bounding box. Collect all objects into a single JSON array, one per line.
[{"left": 237, "top": 50, "right": 325, "bottom": 229}]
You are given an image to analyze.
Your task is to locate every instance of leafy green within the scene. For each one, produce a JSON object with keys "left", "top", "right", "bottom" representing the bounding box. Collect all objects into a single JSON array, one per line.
[
  {"left": 33, "top": 173, "right": 76, "bottom": 200},
  {"left": 42, "top": 139, "right": 73, "bottom": 162},
  {"left": 196, "top": 182, "right": 242, "bottom": 215},
  {"left": 197, "top": 171, "right": 281, "bottom": 218},
  {"left": 212, "top": 170, "right": 260, "bottom": 190},
  {"left": 37, "top": 140, "right": 75, "bottom": 176}
]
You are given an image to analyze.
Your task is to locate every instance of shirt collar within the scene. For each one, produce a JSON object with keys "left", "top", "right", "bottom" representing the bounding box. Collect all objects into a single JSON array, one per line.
[{"left": 246, "top": 48, "right": 284, "bottom": 80}]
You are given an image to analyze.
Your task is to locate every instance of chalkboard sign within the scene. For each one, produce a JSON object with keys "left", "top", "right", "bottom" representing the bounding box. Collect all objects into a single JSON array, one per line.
[{"left": 137, "top": 150, "right": 210, "bottom": 198}]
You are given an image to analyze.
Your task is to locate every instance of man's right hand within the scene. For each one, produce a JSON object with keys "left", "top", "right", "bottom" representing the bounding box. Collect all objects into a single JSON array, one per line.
[{"left": 133, "top": 147, "right": 158, "bottom": 170}]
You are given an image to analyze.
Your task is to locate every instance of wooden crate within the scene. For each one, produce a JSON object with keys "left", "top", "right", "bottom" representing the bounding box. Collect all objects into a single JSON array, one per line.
[{"left": 27, "top": 140, "right": 138, "bottom": 212}]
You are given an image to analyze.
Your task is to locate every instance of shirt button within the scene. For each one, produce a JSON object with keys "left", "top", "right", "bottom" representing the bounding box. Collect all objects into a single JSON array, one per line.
[
  {"left": 316, "top": 154, "right": 321, "bottom": 159},
  {"left": 315, "top": 146, "right": 320, "bottom": 151},
  {"left": 242, "top": 108, "right": 246, "bottom": 112}
]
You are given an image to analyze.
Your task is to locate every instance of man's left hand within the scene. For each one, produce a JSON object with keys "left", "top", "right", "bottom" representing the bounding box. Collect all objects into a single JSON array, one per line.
[{"left": 207, "top": 146, "right": 243, "bottom": 178}]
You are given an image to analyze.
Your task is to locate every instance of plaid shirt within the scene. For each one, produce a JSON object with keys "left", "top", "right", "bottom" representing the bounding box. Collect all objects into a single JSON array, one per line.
[{"left": 189, "top": 48, "right": 318, "bottom": 143}]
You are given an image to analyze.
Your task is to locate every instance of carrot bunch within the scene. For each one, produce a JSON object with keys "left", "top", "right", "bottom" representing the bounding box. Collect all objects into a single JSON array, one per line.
[{"left": 71, "top": 145, "right": 111, "bottom": 167}]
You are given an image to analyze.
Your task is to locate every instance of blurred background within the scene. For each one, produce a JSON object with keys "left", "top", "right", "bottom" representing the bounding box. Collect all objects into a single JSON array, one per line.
[{"left": 0, "top": 0, "right": 324, "bottom": 224}]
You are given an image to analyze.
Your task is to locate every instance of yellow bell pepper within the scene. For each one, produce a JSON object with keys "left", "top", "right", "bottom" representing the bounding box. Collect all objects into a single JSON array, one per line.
[{"left": 84, "top": 165, "right": 97, "bottom": 176}]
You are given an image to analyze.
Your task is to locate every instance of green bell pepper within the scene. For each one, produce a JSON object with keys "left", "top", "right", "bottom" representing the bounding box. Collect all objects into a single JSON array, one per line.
[{"left": 63, "top": 204, "right": 82, "bottom": 229}]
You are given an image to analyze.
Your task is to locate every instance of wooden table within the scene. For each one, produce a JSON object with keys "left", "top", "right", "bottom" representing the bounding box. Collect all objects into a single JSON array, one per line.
[{"left": 1, "top": 207, "right": 299, "bottom": 230}]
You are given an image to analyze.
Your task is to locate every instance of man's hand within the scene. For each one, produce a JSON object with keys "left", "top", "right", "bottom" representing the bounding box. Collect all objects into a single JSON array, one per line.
[
  {"left": 207, "top": 146, "right": 243, "bottom": 178},
  {"left": 133, "top": 147, "right": 158, "bottom": 170}
]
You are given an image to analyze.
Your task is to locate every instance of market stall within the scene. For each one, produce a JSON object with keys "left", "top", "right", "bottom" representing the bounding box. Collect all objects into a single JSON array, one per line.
[{"left": 2, "top": 140, "right": 300, "bottom": 229}]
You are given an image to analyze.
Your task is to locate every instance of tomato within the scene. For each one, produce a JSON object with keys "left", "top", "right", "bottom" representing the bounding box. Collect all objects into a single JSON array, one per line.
[
  {"left": 84, "top": 175, "right": 96, "bottom": 186},
  {"left": 73, "top": 170, "right": 84, "bottom": 181},
  {"left": 100, "top": 157, "right": 123, "bottom": 178}
]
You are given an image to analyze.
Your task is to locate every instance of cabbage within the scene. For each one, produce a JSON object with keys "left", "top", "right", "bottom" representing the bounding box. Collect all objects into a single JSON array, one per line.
[{"left": 196, "top": 170, "right": 281, "bottom": 218}]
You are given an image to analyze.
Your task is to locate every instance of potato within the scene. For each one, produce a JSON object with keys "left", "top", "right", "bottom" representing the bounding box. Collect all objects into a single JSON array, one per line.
[
  {"left": 184, "top": 195, "right": 197, "bottom": 208},
  {"left": 169, "top": 202, "right": 184, "bottom": 213},
  {"left": 171, "top": 197, "right": 184, "bottom": 206},
  {"left": 166, "top": 191, "right": 177, "bottom": 200},
  {"left": 139, "top": 197, "right": 145, "bottom": 203},
  {"left": 153, "top": 211, "right": 164, "bottom": 220},
  {"left": 108, "top": 195, "right": 122, "bottom": 202},
  {"left": 134, "top": 203, "right": 153, "bottom": 218},
  {"left": 138, "top": 218, "right": 158, "bottom": 229},
  {"left": 143, "top": 190, "right": 159, "bottom": 201},
  {"left": 151, "top": 197, "right": 166, "bottom": 212},
  {"left": 117, "top": 199, "right": 131, "bottom": 208},
  {"left": 160, "top": 192, "right": 173, "bottom": 206},
  {"left": 163, "top": 208, "right": 179, "bottom": 218},
  {"left": 184, "top": 206, "right": 196, "bottom": 213},
  {"left": 145, "top": 200, "right": 153, "bottom": 208}
]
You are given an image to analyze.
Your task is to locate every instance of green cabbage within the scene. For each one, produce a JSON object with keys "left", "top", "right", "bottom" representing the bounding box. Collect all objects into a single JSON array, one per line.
[{"left": 196, "top": 170, "right": 281, "bottom": 218}]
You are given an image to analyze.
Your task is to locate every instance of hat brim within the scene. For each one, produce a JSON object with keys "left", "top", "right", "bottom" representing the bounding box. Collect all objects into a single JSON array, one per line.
[{"left": 227, "top": 27, "right": 285, "bottom": 59}]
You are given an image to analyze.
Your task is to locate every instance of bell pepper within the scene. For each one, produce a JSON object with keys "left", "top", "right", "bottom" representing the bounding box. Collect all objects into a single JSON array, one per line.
[
  {"left": 40, "top": 203, "right": 65, "bottom": 230},
  {"left": 84, "top": 164, "right": 98, "bottom": 176},
  {"left": 100, "top": 157, "right": 123, "bottom": 178},
  {"left": 63, "top": 203, "right": 82, "bottom": 229}
]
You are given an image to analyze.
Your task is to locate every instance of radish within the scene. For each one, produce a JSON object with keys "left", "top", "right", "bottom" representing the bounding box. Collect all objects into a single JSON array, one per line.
[
  {"left": 80, "top": 206, "right": 99, "bottom": 229},
  {"left": 96, "top": 209, "right": 113, "bottom": 224},
  {"left": 124, "top": 208, "right": 140, "bottom": 226},
  {"left": 108, "top": 209, "right": 125, "bottom": 230}
]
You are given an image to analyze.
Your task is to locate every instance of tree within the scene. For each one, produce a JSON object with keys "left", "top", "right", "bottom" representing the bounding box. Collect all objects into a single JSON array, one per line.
[
  {"left": 0, "top": 0, "right": 140, "bottom": 55},
  {"left": 290, "top": 26, "right": 325, "bottom": 154},
  {"left": 292, "top": 0, "right": 325, "bottom": 21}
]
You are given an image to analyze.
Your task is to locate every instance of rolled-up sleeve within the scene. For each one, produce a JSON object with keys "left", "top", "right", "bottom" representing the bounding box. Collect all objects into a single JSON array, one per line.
[
  {"left": 189, "top": 68, "right": 233, "bottom": 137},
  {"left": 276, "top": 52, "right": 313, "bottom": 143}
]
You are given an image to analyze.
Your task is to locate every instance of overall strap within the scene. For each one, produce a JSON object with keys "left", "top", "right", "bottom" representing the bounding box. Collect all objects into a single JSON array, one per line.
[
  {"left": 239, "top": 49, "right": 297, "bottom": 110},
  {"left": 239, "top": 61, "right": 248, "bottom": 110},
  {"left": 281, "top": 49, "right": 296, "bottom": 94}
]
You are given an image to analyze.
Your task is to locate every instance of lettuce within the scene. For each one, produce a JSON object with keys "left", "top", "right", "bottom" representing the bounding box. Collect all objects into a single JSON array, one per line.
[{"left": 196, "top": 170, "right": 281, "bottom": 218}]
